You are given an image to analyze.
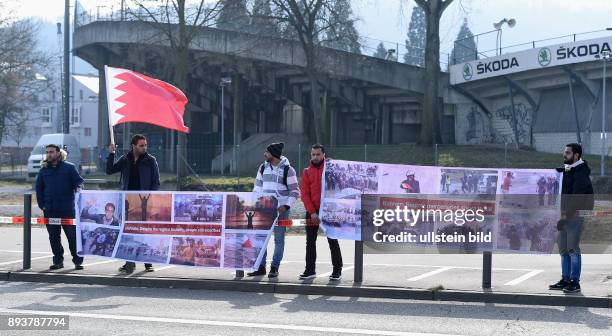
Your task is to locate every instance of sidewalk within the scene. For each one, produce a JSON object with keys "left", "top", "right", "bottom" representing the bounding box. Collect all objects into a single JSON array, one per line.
[{"left": 1, "top": 227, "right": 611, "bottom": 308}]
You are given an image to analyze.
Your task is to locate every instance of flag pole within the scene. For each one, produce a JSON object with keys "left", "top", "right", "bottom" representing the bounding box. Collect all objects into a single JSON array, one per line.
[{"left": 104, "top": 65, "right": 115, "bottom": 145}]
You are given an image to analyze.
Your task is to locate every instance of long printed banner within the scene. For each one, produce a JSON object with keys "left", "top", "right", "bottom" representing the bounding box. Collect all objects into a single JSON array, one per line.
[
  {"left": 319, "top": 160, "right": 562, "bottom": 254},
  {"left": 76, "top": 191, "right": 277, "bottom": 270}
]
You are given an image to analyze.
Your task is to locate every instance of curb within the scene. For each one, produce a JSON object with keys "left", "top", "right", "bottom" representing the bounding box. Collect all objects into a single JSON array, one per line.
[{"left": 1, "top": 271, "right": 610, "bottom": 308}]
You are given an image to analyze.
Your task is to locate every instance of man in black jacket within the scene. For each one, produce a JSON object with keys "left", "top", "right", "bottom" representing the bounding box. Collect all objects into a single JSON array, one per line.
[
  {"left": 549, "top": 143, "right": 594, "bottom": 294},
  {"left": 107, "top": 134, "right": 160, "bottom": 274}
]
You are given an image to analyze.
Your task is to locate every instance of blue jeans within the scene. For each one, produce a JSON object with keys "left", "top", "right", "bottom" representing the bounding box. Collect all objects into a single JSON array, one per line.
[
  {"left": 261, "top": 210, "right": 289, "bottom": 269},
  {"left": 558, "top": 216, "right": 584, "bottom": 282}
]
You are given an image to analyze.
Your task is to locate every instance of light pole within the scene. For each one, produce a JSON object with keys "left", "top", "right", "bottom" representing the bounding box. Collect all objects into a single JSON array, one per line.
[
  {"left": 493, "top": 18, "right": 516, "bottom": 56},
  {"left": 219, "top": 77, "right": 232, "bottom": 175},
  {"left": 595, "top": 50, "right": 611, "bottom": 176}
]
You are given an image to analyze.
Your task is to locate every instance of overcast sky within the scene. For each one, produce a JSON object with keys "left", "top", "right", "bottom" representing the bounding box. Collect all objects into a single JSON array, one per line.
[{"left": 7, "top": 0, "right": 612, "bottom": 67}]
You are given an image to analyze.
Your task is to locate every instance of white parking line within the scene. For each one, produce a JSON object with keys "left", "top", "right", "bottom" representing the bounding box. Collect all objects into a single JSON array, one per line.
[
  {"left": 503, "top": 270, "right": 544, "bottom": 286},
  {"left": 0, "top": 255, "right": 52, "bottom": 266},
  {"left": 0, "top": 308, "right": 464, "bottom": 336},
  {"left": 152, "top": 265, "right": 175, "bottom": 272},
  {"left": 317, "top": 266, "right": 354, "bottom": 278},
  {"left": 82, "top": 260, "right": 121, "bottom": 267},
  {"left": 408, "top": 267, "right": 454, "bottom": 282},
  {"left": 0, "top": 250, "right": 50, "bottom": 254}
]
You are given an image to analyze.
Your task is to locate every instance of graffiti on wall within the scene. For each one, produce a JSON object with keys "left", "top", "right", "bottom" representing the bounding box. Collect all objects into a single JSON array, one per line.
[
  {"left": 494, "top": 103, "right": 533, "bottom": 145},
  {"left": 464, "top": 106, "right": 492, "bottom": 144}
]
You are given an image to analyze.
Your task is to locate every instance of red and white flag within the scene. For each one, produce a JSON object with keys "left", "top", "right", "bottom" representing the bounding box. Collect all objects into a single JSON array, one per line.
[{"left": 105, "top": 65, "right": 189, "bottom": 134}]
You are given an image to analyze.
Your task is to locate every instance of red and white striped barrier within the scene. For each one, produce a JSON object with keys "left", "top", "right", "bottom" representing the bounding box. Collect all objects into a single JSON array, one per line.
[{"left": 0, "top": 216, "right": 75, "bottom": 225}]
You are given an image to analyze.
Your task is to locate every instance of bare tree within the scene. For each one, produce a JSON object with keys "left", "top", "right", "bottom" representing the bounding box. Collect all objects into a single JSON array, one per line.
[
  {"left": 126, "top": 0, "right": 223, "bottom": 179},
  {"left": 413, "top": 0, "right": 454, "bottom": 145},
  {"left": 266, "top": 0, "right": 359, "bottom": 143},
  {"left": 0, "top": 12, "right": 52, "bottom": 144}
]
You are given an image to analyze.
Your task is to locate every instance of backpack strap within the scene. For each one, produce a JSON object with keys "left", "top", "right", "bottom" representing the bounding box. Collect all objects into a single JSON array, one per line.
[
  {"left": 259, "top": 164, "right": 265, "bottom": 176},
  {"left": 282, "top": 165, "right": 290, "bottom": 188}
]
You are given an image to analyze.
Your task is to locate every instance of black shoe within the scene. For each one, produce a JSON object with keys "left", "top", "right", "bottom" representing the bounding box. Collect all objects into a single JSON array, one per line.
[
  {"left": 247, "top": 267, "right": 266, "bottom": 277},
  {"left": 329, "top": 269, "right": 342, "bottom": 281},
  {"left": 268, "top": 266, "right": 279, "bottom": 278},
  {"left": 118, "top": 265, "right": 134, "bottom": 274},
  {"left": 49, "top": 264, "right": 64, "bottom": 270},
  {"left": 145, "top": 265, "right": 155, "bottom": 272},
  {"left": 549, "top": 279, "right": 569, "bottom": 290},
  {"left": 299, "top": 271, "right": 316, "bottom": 280},
  {"left": 563, "top": 281, "right": 581, "bottom": 293},
  {"left": 74, "top": 264, "right": 84, "bottom": 270}
]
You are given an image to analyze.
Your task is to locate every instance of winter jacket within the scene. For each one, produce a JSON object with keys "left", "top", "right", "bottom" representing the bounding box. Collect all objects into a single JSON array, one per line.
[
  {"left": 558, "top": 160, "right": 594, "bottom": 218},
  {"left": 253, "top": 156, "right": 300, "bottom": 209},
  {"left": 36, "top": 160, "right": 84, "bottom": 218},
  {"left": 106, "top": 151, "right": 160, "bottom": 191},
  {"left": 300, "top": 160, "right": 325, "bottom": 214}
]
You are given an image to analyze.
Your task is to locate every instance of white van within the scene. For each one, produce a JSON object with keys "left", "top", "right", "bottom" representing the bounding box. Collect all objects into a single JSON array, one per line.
[{"left": 27, "top": 133, "right": 82, "bottom": 181}]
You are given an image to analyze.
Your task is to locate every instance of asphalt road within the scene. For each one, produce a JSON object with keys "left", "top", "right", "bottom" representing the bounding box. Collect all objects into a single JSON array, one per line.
[
  {"left": 0, "top": 281, "right": 611, "bottom": 336},
  {"left": 1, "top": 227, "right": 611, "bottom": 297}
]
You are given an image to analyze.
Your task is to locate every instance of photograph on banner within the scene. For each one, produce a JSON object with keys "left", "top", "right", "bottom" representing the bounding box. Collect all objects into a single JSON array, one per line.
[
  {"left": 78, "top": 224, "right": 120, "bottom": 257},
  {"left": 324, "top": 160, "right": 380, "bottom": 200},
  {"left": 320, "top": 198, "right": 362, "bottom": 240},
  {"left": 225, "top": 194, "right": 278, "bottom": 230},
  {"left": 115, "top": 234, "right": 171, "bottom": 263},
  {"left": 77, "top": 192, "right": 123, "bottom": 227},
  {"left": 223, "top": 232, "right": 268, "bottom": 269},
  {"left": 439, "top": 168, "right": 498, "bottom": 199},
  {"left": 497, "top": 210, "right": 558, "bottom": 253},
  {"left": 498, "top": 170, "right": 561, "bottom": 209},
  {"left": 125, "top": 193, "right": 172, "bottom": 222},
  {"left": 378, "top": 165, "right": 440, "bottom": 194},
  {"left": 169, "top": 237, "right": 222, "bottom": 267},
  {"left": 173, "top": 193, "right": 224, "bottom": 222}
]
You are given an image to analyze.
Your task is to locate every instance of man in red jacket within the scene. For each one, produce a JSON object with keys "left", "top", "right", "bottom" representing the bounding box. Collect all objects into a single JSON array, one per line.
[{"left": 299, "top": 144, "right": 343, "bottom": 281}]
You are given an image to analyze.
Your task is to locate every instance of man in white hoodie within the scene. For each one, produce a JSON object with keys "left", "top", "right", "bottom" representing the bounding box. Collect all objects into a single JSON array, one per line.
[{"left": 248, "top": 142, "right": 300, "bottom": 278}]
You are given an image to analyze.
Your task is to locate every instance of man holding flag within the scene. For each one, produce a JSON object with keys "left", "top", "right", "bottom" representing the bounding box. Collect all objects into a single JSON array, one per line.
[
  {"left": 107, "top": 134, "right": 160, "bottom": 273},
  {"left": 103, "top": 66, "right": 189, "bottom": 273}
]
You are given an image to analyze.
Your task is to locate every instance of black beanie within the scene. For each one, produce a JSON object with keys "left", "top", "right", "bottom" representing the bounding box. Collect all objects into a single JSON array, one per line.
[{"left": 267, "top": 142, "right": 284, "bottom": 159}]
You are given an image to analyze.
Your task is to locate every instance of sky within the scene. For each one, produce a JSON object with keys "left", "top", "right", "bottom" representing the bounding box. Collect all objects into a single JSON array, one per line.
[{"left": 5, "top": 0, "right": 612, "bottom": 69}]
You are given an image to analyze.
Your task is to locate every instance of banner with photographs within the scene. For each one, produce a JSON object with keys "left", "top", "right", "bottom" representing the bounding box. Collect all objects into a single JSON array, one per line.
[
  {"left": 320, "top": 160, "right": 562, "bottom": 254},
  {"left": 76, "top": 191, "right": 278, "bottom": 270}
]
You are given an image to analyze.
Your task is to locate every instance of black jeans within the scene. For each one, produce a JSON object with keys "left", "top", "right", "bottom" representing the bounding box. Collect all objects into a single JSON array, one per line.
[
  {"left": 45, "top": 224, "right": 83, "bottom": 266},
  {"left": 305, "top": 213, "right": 342, "bottom": 273}
]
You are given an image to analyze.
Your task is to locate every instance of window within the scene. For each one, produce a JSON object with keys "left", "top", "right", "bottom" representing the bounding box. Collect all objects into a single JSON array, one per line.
[
  {"left": 41, "top": 107, "right": 51, "bottom": 125},
  {"left": 84, "top": 127, "right": 91, "bottom": 137},
  {"left": 70, "top": 106, "right": 81, "bottom": 126}
]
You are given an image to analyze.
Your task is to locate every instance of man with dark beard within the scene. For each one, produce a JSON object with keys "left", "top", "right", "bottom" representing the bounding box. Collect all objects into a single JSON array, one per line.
[
  {"left": 549, "top": 143, "right": 594, "bottom": 294},
  {"left": 299, "top": 144, "right": 343, "bottom": 281}
]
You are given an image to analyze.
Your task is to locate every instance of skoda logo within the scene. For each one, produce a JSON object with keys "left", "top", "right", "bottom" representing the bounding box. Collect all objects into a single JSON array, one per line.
[
  {"left": 538, "top": 47, "right": 552, "bottom": 66},
  {"left": 463, "top": 63, "right": 473, "bottom": 80}
]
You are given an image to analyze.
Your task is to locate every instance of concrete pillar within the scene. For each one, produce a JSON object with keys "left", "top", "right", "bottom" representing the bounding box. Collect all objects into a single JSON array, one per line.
[{"left": 381, "top": 104, "right": 391, "bottom": 145}]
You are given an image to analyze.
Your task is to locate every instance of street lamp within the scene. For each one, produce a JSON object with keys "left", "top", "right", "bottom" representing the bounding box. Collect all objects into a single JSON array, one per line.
[
  {"left": 219, "top": 76, "right": 232, "bottom": 175},
  {"left": 493, "top": 18, "right": 516, "bottom": 56},
  {"left": 595, "top": 51, "right": 611, "bottom": 176}
]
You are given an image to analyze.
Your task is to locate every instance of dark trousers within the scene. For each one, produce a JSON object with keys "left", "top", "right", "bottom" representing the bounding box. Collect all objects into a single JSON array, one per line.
[
  {"left": 305, "top": 213, "right": 342, "bottom": 273},
  {"left": 45, "top": 224, "right": 83, "bottom": 266}
]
